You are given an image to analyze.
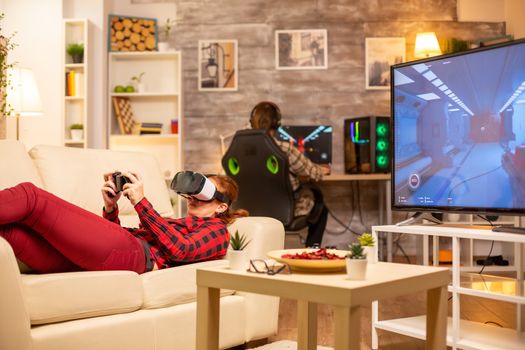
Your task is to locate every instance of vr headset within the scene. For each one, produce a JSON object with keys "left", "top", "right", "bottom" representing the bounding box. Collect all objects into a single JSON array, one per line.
[{"left": 170, "top": 171, "right": 231, "bottom": 205}]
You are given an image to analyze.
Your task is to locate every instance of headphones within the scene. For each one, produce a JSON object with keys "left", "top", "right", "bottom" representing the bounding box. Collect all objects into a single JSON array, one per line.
[{"left": 250, "top": 101, "right": 282, "bottom": 129}]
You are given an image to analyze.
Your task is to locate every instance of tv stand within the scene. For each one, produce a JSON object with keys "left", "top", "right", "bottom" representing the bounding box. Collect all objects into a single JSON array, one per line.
[
  {"left": 492, "top": 225, "right": 525, "bottom": 234},
  {"left": 371, "top": 224, "right": 525, "bottom": 350},
  {"left": 395, "top": 212, "right": 443, "bottom": 226}
]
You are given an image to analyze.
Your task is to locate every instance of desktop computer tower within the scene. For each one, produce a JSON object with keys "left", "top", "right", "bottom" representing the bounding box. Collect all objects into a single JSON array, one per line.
[{"left": 344, "top": 116, "right": 390, "bottom": 174}]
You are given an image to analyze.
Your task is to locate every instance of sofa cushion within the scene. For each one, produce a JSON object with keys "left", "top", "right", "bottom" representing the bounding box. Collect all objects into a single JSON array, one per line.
[
  {"left": 0, "top": 140, "right": 43, "bottom": 189},
  {"left": 28, "top": 145, "right": 173, "bottom": 219},
  {"left": 141, "top": 259, "right": 234, "bottom": 309},
  {"left": 21, "top": 271, "right": 143, "bottom": 325}
]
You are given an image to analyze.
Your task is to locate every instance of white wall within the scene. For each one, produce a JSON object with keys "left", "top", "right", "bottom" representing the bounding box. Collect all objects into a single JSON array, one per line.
[
  {"left": 458, "top": 0, "right": 505, "bottom": 22},
  {"left": 505, "top": 0, "right": 525, "bottom": 39},
  {"left": 63, "top": 0, "right": 107, "bottom": 148},
  {"left": 2, "top": 0, "right": 63, "bottom": 149},
  {"left": 458, "top": 0, "right": 525, "bottom": 39}
]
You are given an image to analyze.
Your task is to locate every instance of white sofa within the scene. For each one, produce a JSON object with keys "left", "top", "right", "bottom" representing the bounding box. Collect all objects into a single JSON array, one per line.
[{"left": 0, "top": 140, "right": 284, "bottom": 350}]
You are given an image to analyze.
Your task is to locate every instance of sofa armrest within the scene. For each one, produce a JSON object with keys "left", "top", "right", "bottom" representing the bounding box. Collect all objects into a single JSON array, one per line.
[
  {"left": 0, "top": 237, "right": 32, "bottom": 350},
  {"left": 227, "top": 217, "right": 284, "bottom": 341},
  {"left": 228, "top": 216, "right": 285, "bottom": 258}
]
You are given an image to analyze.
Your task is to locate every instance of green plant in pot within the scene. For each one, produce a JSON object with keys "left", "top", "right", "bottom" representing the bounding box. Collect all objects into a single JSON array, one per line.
[
  {"left": 66, "top": 43, "right": 84, "bottom": 64},
  {"left": 131, "top": 72, "right": 145, "bottom": 92},
  {"left": 358, "top": 233, "right": 376, "bottom": 263},
  {"left": 69, "top": 123, "right": 84, "bottom": 141},
  {"left": 346, "top": 243, "right": 367, "bottom": 280},
  {"left": 158, "top": 18, "right": 176, "bottom": 51},
  {"left": 228, "top": 230, "right": 251, "bottom": 270},
  {"left": 229, "top": 230, "right": 250, "bottom": 251}
]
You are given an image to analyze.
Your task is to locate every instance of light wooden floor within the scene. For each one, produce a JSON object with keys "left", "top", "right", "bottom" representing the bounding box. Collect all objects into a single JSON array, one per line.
[{"left": 265, "top": 293, "right": 516, "bottom": 349}]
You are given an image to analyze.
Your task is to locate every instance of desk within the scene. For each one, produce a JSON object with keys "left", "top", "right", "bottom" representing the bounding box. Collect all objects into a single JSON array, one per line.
[
  {"left": 196, "top": 262, "right": 449, "bottom": 350},
  {"left": 322, "top": 173, "right": 392, "bottom": 226}
]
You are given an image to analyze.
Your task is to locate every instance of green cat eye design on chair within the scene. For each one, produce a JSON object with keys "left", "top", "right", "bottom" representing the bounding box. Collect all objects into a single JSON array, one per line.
[
  {"left": 228, "top": 157, "right": 240, "bottom": 175},
  {"left": 266, "top": 155, "right": 279, "bottom": 174}
]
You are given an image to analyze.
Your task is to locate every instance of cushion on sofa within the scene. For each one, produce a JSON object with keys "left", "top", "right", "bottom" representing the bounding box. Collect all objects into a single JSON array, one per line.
[
  {"left": 141, "top": 259, "right": 234, "bottom": 309},
  {"left": 28, "top": 145, "right": 173, "bottom": 219},
  {"left": 21, "top": 271, "right": 143, "bottom": 325},
  {"left": 0, "top": 140, "right": 43, "bottom": 189}
]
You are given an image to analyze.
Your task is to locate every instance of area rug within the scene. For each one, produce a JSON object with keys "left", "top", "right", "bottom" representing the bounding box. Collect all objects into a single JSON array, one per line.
[{"left": 251, "top": 340, "right": 333, "bottom": 350}]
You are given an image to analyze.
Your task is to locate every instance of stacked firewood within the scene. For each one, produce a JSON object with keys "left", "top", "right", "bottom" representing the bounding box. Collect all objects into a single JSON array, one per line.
[{"left": 110, "top": 16, "right": 157, "bottom": 52}]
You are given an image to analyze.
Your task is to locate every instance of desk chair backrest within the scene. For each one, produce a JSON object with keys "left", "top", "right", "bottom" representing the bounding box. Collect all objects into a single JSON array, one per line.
[{"left": 221, "top": 129, "right": 295, "bottom": 226}]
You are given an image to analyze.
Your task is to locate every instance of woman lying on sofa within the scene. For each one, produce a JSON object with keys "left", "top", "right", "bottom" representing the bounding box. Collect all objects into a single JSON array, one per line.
[{"left": 0, "top": 171, "right": 247, "bottom": 274}]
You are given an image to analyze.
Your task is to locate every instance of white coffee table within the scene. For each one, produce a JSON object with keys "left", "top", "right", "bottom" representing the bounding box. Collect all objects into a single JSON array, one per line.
[{"left": 196, "top": 262, "right": 449, "bottom": 350}]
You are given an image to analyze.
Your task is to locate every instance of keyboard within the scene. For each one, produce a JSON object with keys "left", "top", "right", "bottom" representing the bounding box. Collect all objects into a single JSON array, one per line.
[{"left": 492, "top": 226, "right": 525, "bottom": 234}]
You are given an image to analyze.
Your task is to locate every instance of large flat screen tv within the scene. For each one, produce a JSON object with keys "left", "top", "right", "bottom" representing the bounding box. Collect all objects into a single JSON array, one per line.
[{"left": 391, "top": 38, "right": 525, "bottom": 216}]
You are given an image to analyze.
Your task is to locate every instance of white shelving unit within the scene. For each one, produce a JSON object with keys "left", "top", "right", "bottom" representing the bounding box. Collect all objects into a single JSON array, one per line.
[
  {"left": 63, "top": 18, "right": 89, "bottom": 148},
  {"left": 107, "top": 51, "right": 182, "bottom": 216},
  {"left": 371, "top": 224, "right": 525, "bottom": 350}
]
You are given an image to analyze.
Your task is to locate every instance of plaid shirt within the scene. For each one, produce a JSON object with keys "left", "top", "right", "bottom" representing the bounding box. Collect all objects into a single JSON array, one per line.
[
  {"left": 103, "top": 198, "right": 229, "bottom": 269},
  {"left": 274, "top": 138, "right": 324, "bottom": 216}
]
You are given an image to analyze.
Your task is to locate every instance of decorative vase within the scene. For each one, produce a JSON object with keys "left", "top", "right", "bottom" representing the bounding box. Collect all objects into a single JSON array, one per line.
[
  {"left": 362, "top": 246, "right": 376, "bottom": 264},
  {"left": 157, "top": 42, "right": 169, "bottom": 52},
  {"left": 345, "top": 258, "right": 367, "bottom": 280},
  {"left": 70, "top": 129, "right": 83, "bottom": 141},
  {"left": 227, "top": 250, "right": 249, "bottom": 271},
  {"left": 136, "top": 82, "right": 145, "bottom": 93},
  {"left": 71, "top": 54, "right": 83, "bottom": 64}
]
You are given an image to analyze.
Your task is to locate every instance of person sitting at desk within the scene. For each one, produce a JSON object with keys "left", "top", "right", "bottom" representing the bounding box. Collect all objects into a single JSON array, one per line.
[{"left": 249, "top": 101, "right": 330, "bottom": 247}]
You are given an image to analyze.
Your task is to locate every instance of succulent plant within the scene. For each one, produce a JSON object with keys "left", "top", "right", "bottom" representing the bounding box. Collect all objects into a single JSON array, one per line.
[
  {"left": 357, "top": 233, "right": 375, "bottom": 247},
  {"left": 69, "top": 123, "right": 84, "bottom": 130},
  {"left": 229, "top": 230, "right": 250, "bottom": 251},
  {"left": 347, "top": 243, "right": 366, "bottom": 260}
]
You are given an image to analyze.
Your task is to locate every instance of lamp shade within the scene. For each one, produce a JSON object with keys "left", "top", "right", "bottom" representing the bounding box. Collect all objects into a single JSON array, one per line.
[
  {"left": 6, "top": 67, "right": 43, "bottom": 116},
  {"left": 414, "top": 32, "right": 442, "bottom": 58}
]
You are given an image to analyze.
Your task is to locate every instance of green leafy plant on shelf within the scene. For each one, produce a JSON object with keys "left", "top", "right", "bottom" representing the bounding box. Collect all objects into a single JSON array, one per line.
[
  {"left": 0, "top": 12, "right": 17, "bottom": 117},
  {"left": 161, "top": 18, "right": 176, "bottom": 42},
  {"left": 66, "top": 43, "right": 84, "bottom": 63},
  {"left": 131, "top": 72, "right": 145, "bottom": 84},
  {"left": 229, "top": 230, "right": 251, "bottom": 251},
  {"left": 69, "top": 123, "right": 83, "bottom": 130},
  {"left": 357, "top": 233, "right": 375, "bottom": 247},
  {"left": 347, "top": 243, "right": 366, "bottom": 260}
]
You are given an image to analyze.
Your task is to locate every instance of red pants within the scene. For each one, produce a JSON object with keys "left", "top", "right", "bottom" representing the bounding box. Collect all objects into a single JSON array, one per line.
[{"left": 0, "top": 182, "right": 146, "bottom": 274}]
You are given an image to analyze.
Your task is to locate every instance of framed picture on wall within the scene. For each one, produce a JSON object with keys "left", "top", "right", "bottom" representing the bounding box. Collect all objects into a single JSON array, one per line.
[
  {"left": 198, "top": 40, "right": 238, "bottom": 91},
  {"left": 365, "top": 37, "right": 406, "bottom": 90},
  {"left": 275, "top": 29, "right": 328, "bottom": 70}
]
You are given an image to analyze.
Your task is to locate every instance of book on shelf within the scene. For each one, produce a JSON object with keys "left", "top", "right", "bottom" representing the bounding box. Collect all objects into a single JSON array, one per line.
[
  {"left": 139, "top": 122, "right": 163, "bottom": 135},
  {"left": 65, "top": 71, "right": 84, "bottom": 97}
]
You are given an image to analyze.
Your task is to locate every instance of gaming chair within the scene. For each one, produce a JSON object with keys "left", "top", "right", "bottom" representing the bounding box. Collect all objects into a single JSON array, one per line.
[{"left": 221, "top": 129, "right": 324, "bottom": 231}]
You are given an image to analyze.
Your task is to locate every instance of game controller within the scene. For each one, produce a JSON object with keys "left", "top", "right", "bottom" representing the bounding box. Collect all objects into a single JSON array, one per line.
[{"left": 112, "top": 171, "right": 132, "bottom": 192}]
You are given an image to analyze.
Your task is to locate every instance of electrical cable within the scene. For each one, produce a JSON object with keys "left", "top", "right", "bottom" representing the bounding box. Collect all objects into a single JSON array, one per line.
[
  {"left": 477, "top": 215, "right": 495, "bottom": 275},
  {"left": 326, "top": 208, "right": 360, "bottom": 236}
]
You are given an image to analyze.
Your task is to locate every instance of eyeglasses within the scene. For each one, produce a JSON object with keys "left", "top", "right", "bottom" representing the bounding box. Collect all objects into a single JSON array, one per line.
[{"left": 247, "top": 259, "right": 292, "bottom": 275}]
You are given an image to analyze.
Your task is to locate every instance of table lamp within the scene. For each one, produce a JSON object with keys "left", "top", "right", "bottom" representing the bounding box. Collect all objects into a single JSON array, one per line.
[
  {"left": 6, "top": 67, "right": 43, "bottom": 140},
  {"left": 414, "top": 32, "right": 442, "bottom": 58}
]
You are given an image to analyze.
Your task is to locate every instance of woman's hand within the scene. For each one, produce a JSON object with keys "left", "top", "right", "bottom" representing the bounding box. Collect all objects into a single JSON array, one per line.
[
  {"left": 101, "top": 171, "right": 121, "bottom": 213},
  {"left": 122, "top": 171, "right": 145, "bottom": 206}
]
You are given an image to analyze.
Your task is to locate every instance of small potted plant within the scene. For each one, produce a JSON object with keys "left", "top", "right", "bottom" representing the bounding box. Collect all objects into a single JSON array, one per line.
[
  {"left": 358, "top": 233, "right": 376, "bottom": 264},
  {"left": 228, "top": 230, "right": 251, "bottom": 270},
  {"left": 69, "top": 123, "right": 84, "bottom": 141},
  {"left": 346, "top": 243, "right": 368, "bottom": 280},
  {"left": 66, "top": 43, "right": 84, "bottom": 64},
  {"left": 131, "top": 72, "right": 145, "bottom": 93},
  {"left": 158, "top": 18, "right": 176, "bottom": 52}
]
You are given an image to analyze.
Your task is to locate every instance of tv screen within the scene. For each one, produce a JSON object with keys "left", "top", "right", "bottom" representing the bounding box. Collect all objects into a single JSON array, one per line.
[
  {"left": 391, "top": 38, "right": 525, "bottom": 215},
  {"left": 275, "top": 125, "right": 332, "bottom": 164}
]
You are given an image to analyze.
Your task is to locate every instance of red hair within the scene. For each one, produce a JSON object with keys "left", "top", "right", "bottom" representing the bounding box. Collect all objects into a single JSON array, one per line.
[{"left": 208, "top": 175, "right": 248, "bottom": 225}]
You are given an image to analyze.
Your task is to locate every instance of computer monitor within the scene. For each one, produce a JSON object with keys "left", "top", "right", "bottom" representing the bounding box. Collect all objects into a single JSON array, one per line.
[
  {"left": 275, "top": 125, "right": 332, "bottom": 164},
  {"left": 391, "top": 38, "right": 525, "bottom": 216}
]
